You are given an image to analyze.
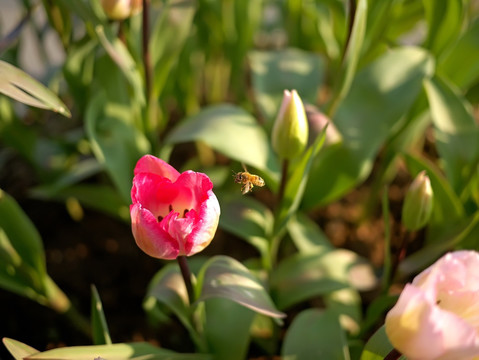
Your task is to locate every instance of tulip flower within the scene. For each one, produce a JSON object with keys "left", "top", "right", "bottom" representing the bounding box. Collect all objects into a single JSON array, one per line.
[
  {"left": 402, "top": 171, "right": 434, "bottom": 231},
  {"left": 385, "top": 250, "right": 479, "bottom": 360},
  {"left": 130, "top": 155, "right": 220, "bottom": 260},
  {"left": 100, "top": 0, "right": 142, "bottom": 20},
  {"left": 271, "top": 90, "right": 309, "bottom": 160}
]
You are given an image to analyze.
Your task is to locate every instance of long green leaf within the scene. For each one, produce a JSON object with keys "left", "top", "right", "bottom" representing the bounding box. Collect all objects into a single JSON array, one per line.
[
  {"left": 2, "top": 338, "right": 39, "bottom": 360},
  {"left": 196, "top": 256, "right": 285, "bottom": 320},
  {"left": 91, "top": 285, "right": 112, "bottom": 345},
  {"left": 424, "top": 77, "right": 479, "bottom": 194},
  {"left": 0, "top": 60, "right": 70, "bottom": 117},
  {"left": 304, "top": 47, "right": 434, "bottom": 209}
]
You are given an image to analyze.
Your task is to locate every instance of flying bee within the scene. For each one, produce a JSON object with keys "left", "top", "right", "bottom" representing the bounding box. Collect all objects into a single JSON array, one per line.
[{"left": 233, "top": 164, "right": 265, "bottom": 195}]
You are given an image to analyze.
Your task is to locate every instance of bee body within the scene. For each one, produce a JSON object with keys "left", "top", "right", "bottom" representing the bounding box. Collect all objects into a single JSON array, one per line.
[{"left": 234, "top": 170, "right": 265, "bottom": 194}]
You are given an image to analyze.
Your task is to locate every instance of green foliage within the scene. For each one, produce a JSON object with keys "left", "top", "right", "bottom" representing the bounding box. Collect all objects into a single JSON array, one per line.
[{"left": 3, "top": 0, "right": 479, "bottom": 358}]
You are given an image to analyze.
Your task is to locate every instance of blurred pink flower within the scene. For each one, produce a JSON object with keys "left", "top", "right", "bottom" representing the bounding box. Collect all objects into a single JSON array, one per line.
[
  {"left": 130, "top": 155, "right": 220, "bottom": 260},
  {"left": 385, "top": 250, "right": 479, "bottom": 360}
]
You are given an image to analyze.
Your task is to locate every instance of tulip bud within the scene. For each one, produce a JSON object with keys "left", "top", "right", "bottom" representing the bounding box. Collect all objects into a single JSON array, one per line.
[
  {"left": 101, "top": 0, "right": 142, "bottom": 20},
  {"left": 401, "top": 171, "right": 433, "bottom": 231},
  {"left": 271, "top": 90, "right": 309, "bottom": 159}
]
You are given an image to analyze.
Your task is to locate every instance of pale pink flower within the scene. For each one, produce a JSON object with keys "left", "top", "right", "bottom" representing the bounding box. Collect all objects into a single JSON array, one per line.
[
  {"left": 130, "top": 155, "right": 220, "bottom": 260},
  {"left": 385, "top": 251, "right": 479, "bottom": 360}
]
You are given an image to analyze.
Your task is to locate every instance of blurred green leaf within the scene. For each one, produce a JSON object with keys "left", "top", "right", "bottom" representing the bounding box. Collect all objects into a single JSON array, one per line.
[
  {"left": 0, "top": 190, "right": 46, "bottom": 278},
  {"left": 328, "top": 0, "right": 367, "bottom": 116},
  {"left": 23, "top": 342, "right": 185, "bottom": 359},
  {"left": 424, "top": 77, "right": 479, "bottom": 195},
  {"left": 249, "top": 48, "right": 325, "bottom": 124},
  {"left": 0, "top": 60, "right": 71, "bottom": 117},
  {"left": 196, "top": 256, "right": 285, "bottom": 320},
  {"left": 41, "top": 0, "right": 72, "bottom": 47},
  {"left": 287, "top": 212, "right": 331, "bottom": 252},
  {"left": 85, "top": 91, "right": 151, "bottom": 204},
  {"left": 281, "top": 309, "right": 350, "bottom": 360},
  {"left": 270, "top": 248, "right": 376, "bottom": 310},
  {"left": 91, "top": 285, "right": 112, "bottom": 345},
  {"left": 304, "top": 47, "right": 434, "bottom": 209},
  {"left": 165, "top": 104, "right": 280, "bottom": 181},
  {"left": 204, "top": 298, "right": 255, "bottom": 360},
  {"left": 324, "top": 288, "right": 362, "bottom": 335},
  {"left": 359, "top": 326, "right": 395, "bottom": 360},
  {"left": 31, "top": 184, "right": 129, "bottom": 222},
  {"left": 219, "top": 196, "right": 272, "bottom": 262},
  {"left": 151, "top": 0, "right": 196, "bottom": 98},
  {"left": 438, "top": 19, "right": 479, "bottom": 89},
  {"left": 423, "top": 0, "right": 463, "bottom": 55},
  {"left": 2, "top": 338, "right": 38, "bottom": 360},
  {"left": 95, "top": 25, "right": 145, "bottom": 105}
]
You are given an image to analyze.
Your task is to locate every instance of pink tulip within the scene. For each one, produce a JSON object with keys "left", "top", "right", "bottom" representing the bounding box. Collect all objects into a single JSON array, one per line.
[
  {"left": 130, "top": 155, "right": 220, "bottom": 260},
  {"left": 385, "top": 251, "right": 479, "bottom": 360}
]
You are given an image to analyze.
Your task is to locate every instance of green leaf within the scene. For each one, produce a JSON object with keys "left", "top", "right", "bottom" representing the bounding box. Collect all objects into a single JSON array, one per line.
[
  {"left": 360, "top": 326, "right": 395, "bottom": 360},
  {"left": 150, "top": 0, "right": 196, "bottom": 98},
  {"left": 424, "top": 77, "right": 479, "bottom": 194},
  {"left": 24, "top": 342, "right": 183, "bottom": 360},
  {"left": 219, "top": 196, "right": 272, "bottom": 261},
  {"left": 270, "top": 248, "right": 376, "bottom": 310},
  {"left": 0, "top": 190, "right": 46, "bottom": 277},
  {"left": 249, "top": 49, "right": 325, "bottom": 124},
  {"left": 281, "top": 309, "right": 350, "bottom": 360},
  {"left": 196, "top": 256, "right": 285, "bottom": 320},
  {"left": 31, "top": 184, "right": 130, "bottom": 222},
  {"left": 0, "top": 60, "right": 70, "bottom": 117},
  {"left": 304, "top": 47, "right": 434, "bottom": 208},
  {"left": 144, "top": 263, "right": 193, "bottom": 334},
  {"left": 287, "top": 212, "right": 331, "bottom": 252},
  {"left": 2, "top": 338, "right": 39, "bottom": 360},
  {"left": 204, "top": 298, "right": 255, "bottom": 360},
  {"left": 85, "top": 91, "right": 150, "bottom": 203},
  {"left": 95, "top": 25, "right": 145, "bottom": 105},
  {"left": 438, "top": 19, "right": 479, "bottom": 89},
  {"left": 422, "top": 0, "right": 463, "bottom": 55},
  {"left": 324, "top": 288, "right": 362, "bottom": 335},
  {"left": 328, "top": 0, "right": 367, "bottom": 116},
  {"left": 91, "top": 285, "right": 112, "bottom": 345},
  {"left": 165, "top": 104, "right": 280, "bottom": 180}
]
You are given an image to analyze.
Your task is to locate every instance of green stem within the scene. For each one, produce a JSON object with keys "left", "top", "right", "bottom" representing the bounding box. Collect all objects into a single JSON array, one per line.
[
  {"left": 384, "top": 348, "right": 402, "bottom": 360},
  {"left": 142, "top": 0, "right": 152, "bottom": 102},
  {"left": 177, "top": 255, "right": 195, "bottom": 304}
]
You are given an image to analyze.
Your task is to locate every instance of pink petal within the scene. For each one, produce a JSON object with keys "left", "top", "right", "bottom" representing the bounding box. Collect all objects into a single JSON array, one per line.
[
  {"left": 130, "top": 203, "right": 179, "bottom": 259},
  {"left": 134, "top": 155, "right": 180, "bottom": 182},
  {"left": 386, "top": 284, "right": 479, "bottom": 360}
]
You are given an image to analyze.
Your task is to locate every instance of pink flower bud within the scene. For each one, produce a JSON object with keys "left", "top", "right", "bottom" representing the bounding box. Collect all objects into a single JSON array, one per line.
[
  {"left": 130, "top": 155, "right": 220, "bottom": 259},
  {"left": 101, "top": 0, "right": 142, "bottom": 20},
  {"left": 385, "top": 251, "right": 479, "bottom": 360}
]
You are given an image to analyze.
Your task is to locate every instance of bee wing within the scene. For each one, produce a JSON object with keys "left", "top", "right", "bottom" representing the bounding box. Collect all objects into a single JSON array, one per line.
[
  {"left": 241, "top": 162, "right": 248, "bottom": 173},
  {"left": 242, "top": 182, "right": 253, "bottom": 194}
]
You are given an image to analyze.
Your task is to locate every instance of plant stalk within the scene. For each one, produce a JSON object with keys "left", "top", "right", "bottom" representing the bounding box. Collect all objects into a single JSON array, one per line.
[
  {"left": 142, "top": 0, "right": 152, "bottom": 101},
  {"left": 384, "top": 348, "right": 402, "bottom": 360},
  {"left": 177, "top": 255, "right": 195, "bottom": 304}
]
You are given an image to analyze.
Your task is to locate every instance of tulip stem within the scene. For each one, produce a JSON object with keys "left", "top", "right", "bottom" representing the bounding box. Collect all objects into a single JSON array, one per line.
[
  {"left": 142, "top": 0, "right": 152, "bottom": 101},
  {"left": 384, "top": 348, "right": 402, "bottom": 360},
  {"left": 177, "top": 256, "right": 195, "bottom": 304},
  {"left": 391, "top": 230, "right": 413, "bottom": 282},
  {"left": 277, "top": 159, "right": 289, "bottom": 206}
]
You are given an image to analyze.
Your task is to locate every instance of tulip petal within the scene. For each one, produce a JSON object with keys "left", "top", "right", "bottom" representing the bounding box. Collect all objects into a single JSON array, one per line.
[
  {"left": 386, "top": 284, "right": 479, "bottom": 360},
  {"left": 134, "top": 154, "right": 180, "bottom": 182},
  {"left": 130, "top": 204, "right": 179, "bottom": 260}
]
